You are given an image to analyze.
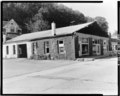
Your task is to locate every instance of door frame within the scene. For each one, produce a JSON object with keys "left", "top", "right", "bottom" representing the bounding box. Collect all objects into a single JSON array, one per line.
[{"left": 93, "top": 44, "right": 101, "bottom": 55}]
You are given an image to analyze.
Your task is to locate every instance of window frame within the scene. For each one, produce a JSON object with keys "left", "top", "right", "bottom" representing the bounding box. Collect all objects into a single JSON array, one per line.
[
  {"left": 13, "top": 45, "right": 16, "bottom": 54},
  {"left": 6, "top": 46, "right": 9, "bottom": 55},
  {"left": 81, "top": 43, "right": 89, "bottom": 55},
  {"left": 44, "top": 41, "right": 50, "bottom": 54},
  {"left": 58, "top": 40, "right": 66, "bottom": 54}
]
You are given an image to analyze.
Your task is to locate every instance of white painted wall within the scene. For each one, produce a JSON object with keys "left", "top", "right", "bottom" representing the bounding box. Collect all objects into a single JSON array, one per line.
[
  {"left": 3, "top": 43, "right": 17, "bottom": 58},
  {"left": 3, "top": 41, "right": 32, "bottom": 59},
  {"left": 26, "top": 42, "right": 32, "bottom": 59},
  {"left": 112, "top": 42, "right": 117, "bottom": 51}
]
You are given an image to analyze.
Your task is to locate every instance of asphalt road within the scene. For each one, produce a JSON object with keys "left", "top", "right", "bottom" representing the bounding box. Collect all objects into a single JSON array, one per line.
[{"left": 3, "top": 57, "right": 117, "bottom": 95}]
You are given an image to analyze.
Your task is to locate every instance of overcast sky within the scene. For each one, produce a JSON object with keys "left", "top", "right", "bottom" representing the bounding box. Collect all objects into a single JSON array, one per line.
[{"left": 62, "top": 0, "right": 117, "bottom": 35}]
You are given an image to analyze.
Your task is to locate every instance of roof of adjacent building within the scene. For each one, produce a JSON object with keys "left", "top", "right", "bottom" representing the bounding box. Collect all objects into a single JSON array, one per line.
[
  {"left": 5, "top": 21, "right": 107, "bottom": 44},
  {"left": 111, "top": 38, "right": 118, "bottom": 42},
  {"left": 3, "top": 19, "right": 22, "bottom": 30},
  {"left": 3, "top": 21, "right": 9, "bottom": 26}
]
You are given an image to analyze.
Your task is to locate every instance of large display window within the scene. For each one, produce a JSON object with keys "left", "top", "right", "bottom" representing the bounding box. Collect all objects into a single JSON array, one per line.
[
  {"left": 82, "top": 44, "right": 89, "bottom": 55},
  {"left": 92, "top": 39, "right": 101, "bottom": 55},
  {"left": 81, "top": 38, "right": 89, "bottom": 55}
]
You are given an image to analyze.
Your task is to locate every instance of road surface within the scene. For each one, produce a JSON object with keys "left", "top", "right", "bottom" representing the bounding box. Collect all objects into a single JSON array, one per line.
[{"left": 3, "top": 57, "right": 117, "bottom": 95}]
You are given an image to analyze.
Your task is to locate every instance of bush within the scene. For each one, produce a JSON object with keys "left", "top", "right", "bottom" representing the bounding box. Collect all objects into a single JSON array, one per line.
[{"left": 31, "top": 54, "right": 51, "bottom": 60}]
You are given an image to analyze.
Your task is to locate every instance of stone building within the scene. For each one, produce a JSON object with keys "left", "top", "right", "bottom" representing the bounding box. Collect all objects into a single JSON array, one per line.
[{"left": 3, "top": 21, "right": 110, "bottom": 60}]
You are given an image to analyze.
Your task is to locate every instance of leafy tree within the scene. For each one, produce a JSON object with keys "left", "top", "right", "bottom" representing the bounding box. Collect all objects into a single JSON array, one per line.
[
  {"left": 94, "top": 16, "right": 108, "bottom": 32},
  {"left": 85, "top": 16, "right": 94, "bottom": 22},
  {"left": 26, "top": 19, "right": 50, "bottom": 32},
  {"left": 2, "top": 3, "right": 108, "bottom": 35},
  {"left": 25, "top": 3, "right": 87, "bottom": 32}
]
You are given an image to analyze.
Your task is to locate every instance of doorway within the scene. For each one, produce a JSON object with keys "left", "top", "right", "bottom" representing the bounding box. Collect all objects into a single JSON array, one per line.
[
  {"left": 82, "top": 44, "right": 89, "bottom": 55},
  {"left": 18, "top": 44, "right": 27, "bottom": 58},
  {"left": 93, "top": 44, "right": 101, "bottom": 55}
]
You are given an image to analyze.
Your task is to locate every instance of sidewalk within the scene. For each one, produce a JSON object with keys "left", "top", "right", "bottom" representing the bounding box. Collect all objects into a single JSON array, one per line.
[{"left": 76, "top": 55, "right": 117, "bottom": 61}]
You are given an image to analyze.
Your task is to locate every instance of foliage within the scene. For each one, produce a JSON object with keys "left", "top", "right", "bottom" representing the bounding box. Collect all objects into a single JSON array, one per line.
[
  {"left": 86, "top": 16, "right": 108, "bottom": 33},
  {"left": 94, "top": 16, "right": 108, "bottom": 32},
  {"left": 2, "top": 3, "right": 108, "bottom": 34},
  {"left": 2, "top": 3, "right": 87, "bottom": 33}
]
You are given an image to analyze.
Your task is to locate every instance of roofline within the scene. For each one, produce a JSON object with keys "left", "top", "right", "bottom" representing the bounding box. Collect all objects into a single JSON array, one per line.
[
  {"left": 4, "top": 33, "right": 74, "bottom": 44},
  {"left": 4, "top": 21, "right": 109, "bottom": 44}
]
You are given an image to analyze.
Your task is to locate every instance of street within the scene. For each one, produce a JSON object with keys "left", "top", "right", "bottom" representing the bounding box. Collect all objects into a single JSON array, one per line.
[{"left": 3, "top": 57, "right": 117, "bottom": 95}]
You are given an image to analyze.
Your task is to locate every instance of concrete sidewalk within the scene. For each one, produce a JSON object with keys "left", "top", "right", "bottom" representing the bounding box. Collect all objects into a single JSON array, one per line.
[{"left": 76, "top": 55, "right": 117, "bottom": 61}]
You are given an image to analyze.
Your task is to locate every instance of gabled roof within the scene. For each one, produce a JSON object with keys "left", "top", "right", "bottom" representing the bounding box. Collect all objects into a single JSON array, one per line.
[
  {"left": 3, "top": 19, "right": 22, "bottom": 30},
  {"left": 3, "top": 21, "right": 9, "bottom": 26},
  {"left": 5, "top": 21, "right": 100, "bottom": 44}
]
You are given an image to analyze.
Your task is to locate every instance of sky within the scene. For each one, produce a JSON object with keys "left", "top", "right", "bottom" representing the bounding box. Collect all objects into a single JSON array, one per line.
[{"left": 62, "top": 0, "right": 117, "bottom": 35}]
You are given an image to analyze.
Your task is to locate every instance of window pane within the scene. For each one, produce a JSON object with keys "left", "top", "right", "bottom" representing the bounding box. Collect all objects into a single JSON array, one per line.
[
  {"left": 59, "top": 40, "right": 63, "bottom": 44},
  {"left": 13, "top": 45, "right": 16, "bottom": 54},
  {"left": 95, "top": 40, "right": 97, "bottom": 44},
  {"left": 44, "top": 41, "right": 50, "bottom": 54},
  {"left": 46, "top": 48, "right": 49, "bottom": 53},
  {"left": 58, "top": 40, "right": 65, "bottom": 54},
  {"left": 82, "top": 44, "right": 88, "bottom": 54},
  {"left": 45, "top": 41, "right": 49, "bottom": 47},
  {"left": 6, "top": 46, "right": 9, "bottom": 54},
  {"left": 59, "top": 47, "right": 64, "bottom": 53}
]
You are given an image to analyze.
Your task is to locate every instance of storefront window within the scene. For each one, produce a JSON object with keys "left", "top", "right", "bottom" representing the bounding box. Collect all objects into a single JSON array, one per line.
[
  {"left": 82, "top": 44, "right": 89, "bottom": 55},
  {"left": 92, "top": 39, "right": 101, "bottom": 55},
  {"left": 93, "top": 39, "right": 100, "bottom": 44},
  {"left": 93, "top": 45, "right": 96, "bottom": 54}
]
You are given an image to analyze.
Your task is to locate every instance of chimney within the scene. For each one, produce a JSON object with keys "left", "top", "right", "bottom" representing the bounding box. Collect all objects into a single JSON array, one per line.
[{"left": 51, "top": 22, "right": 56, "bottom": 36}]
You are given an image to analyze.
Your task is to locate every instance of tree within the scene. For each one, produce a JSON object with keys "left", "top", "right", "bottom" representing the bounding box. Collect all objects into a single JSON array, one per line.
[
  {"left": 85, "top": 16, "right": 94, "bottom": 22},
  {"left": 94, "top": 16, "right": 108, "bottom": 32},
  {"left": 2, "top": 3, "right": 87, "bottom": 33},
  {"left": 26, "top": 19, "right": 50, "bottom": 32}
]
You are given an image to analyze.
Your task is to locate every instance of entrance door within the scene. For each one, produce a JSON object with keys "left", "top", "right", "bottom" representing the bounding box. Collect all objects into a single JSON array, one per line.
[
  {"left": 96, "top": 44, "right": 100, "bottom": 55},
  {"left": 18, "top": 44, "right": 27, "bottom": 58},
  {"left": 93, "top": 44, "right": 101, "bottom": 55}
]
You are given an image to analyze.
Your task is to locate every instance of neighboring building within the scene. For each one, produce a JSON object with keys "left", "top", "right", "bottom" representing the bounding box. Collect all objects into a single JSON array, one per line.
[
  {"left": 2, "top": 19, "right": 22, "bottom": 43},
  {"left": 110, "top": 32, "right": 118, "bottom": 55},
  {"left": 111, "top": 38, "right": 117, "bottom": 52},
  {"left": 3, "top": 21, "right": 110, "bottom": 60}
]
